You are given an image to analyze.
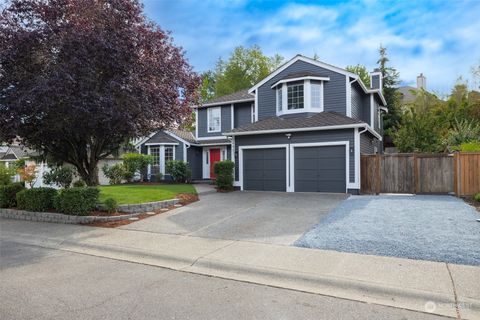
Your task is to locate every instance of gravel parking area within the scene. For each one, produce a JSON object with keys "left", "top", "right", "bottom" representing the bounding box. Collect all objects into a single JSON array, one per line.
[{"left": 295, "top": 195, "right": 480, "bottom": 266}]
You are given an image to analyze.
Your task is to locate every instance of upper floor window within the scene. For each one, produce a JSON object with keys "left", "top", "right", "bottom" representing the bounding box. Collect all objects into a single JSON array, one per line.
[
  {"left": 207, "top": 107, "right": 221, "bottom": 132},
  {"left": 274, "top": 79, "right": 325, "bottom": 116},
  {"left": 287, "top": 84, "right": 304, "bottom": 110}
]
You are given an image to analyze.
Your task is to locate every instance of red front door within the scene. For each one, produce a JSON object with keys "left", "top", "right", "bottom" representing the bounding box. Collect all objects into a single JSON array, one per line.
[{"left": 209, "top": 149, "right": 221, "bottom": 179}]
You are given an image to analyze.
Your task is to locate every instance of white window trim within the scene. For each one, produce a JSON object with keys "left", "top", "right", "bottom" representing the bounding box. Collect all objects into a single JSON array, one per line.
[
  {"left": 230, "top": 103, "right": 234, "bottom": 129},
  {"left": 238, "top": 145, "right": 289, "bottom": 192},
  {"left": 207, "top": 107, "right": 221, "bottom": 133},
  {"left": 276, "top": 79, "right": 325, "bottom": 116},
  {"left": 289, "top": 141, "right": 352, "bottom": 192},
  {"left": 202, "top": 146, "right": 227, "bottom": 179},
  {"left": 147, "top": 145, "right": 176, "bottom": 178}
]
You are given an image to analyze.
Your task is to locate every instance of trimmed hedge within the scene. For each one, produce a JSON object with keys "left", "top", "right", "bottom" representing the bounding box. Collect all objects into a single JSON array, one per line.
[
  {"left": 0, "top": 182, "right": 25, "bottom": 208},
  {"left": 214, "top": 160, "right": 235, "bottom": 191},
  {"left": 54, "top": 187, "right": 99, "bottom": 216},
  {"left": 16, "top": 187, "right": 57, "bottom": 212}
]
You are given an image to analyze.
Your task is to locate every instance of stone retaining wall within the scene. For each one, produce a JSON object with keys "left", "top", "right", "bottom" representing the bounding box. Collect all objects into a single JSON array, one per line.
[
  {"left": 0, "top": 198, "right": 179, "bottom": 224},
  {"left": 117, "top": 199, "right": 179, "bottom": 213}
]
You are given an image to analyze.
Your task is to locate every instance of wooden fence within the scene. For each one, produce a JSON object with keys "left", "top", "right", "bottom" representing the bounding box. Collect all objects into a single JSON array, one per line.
[{"left": 361, "top": 153, "right": 479, "bottom": 196}]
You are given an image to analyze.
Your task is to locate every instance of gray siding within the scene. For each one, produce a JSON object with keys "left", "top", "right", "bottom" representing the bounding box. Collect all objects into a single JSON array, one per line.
[
  {"left": 234, "top": 129, "right": 355, "bottom": 184},
  {"left": 257, "top": 60, "right": 347, "bottom": 120},
  {"left": 351, "top": 82, "right": 363, "bottom": 120},
  {"left": 360, "top": 132, "right": 381, "bottom": 155},
  {"left": 373, "top": 96, "right": 380, "bottom": 133},
  {"left": 234, "top": 102, "right": 252, "bottom": 128},
  {"left": 175, "top": 144, "right": 183, "bottom": 161},
  {"left": 362, "top": 95, "right": 371, "bottom": 125},
  {"left": 197, "top": 105, "right": 231, "bottom": 138},
  {"left": 187, "top": 146, "right": 202, "bottom": 180}
]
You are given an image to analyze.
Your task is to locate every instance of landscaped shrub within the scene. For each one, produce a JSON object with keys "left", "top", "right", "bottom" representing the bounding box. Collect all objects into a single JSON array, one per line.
[
  {"left": 0, "top": 182, "right": 25, "bottom": 208},
  {"left": 123, "top": 153, "right": 153, "bottom": 182},
  {"left": 16, "top": 187, "right": 57, "bottom": 212},
  {"left": 459, "top": 141, "right": 480, "bottom": 152},
  {"left": 72, "top": 180, "right": 86, "bottom": 188},
  {"left": 16, "top": 163, "right": 38, "bottom": 188},
  {"left": 103, "top": 197, "right": 118, "bottom": 214},
  {"left": 0, "top": 166, "right": 16, "bottom": 185},
  {"left": 166, "top": 160, "right": 191, "bottom": 183},
  {"left": 43, "top": 166, "right": 75, "bottom": 188},
  {"left": 102, "top": 163, "right": 126, "bottom": 185},
  {"left": 54, "top": 187, "right": 100, "bottom": 216},
  {"left": 213, "top": 160, "right": 235, "bottom": 191},
  {"left": 474, "top": 193, "right": 480, "bottom": 202}
]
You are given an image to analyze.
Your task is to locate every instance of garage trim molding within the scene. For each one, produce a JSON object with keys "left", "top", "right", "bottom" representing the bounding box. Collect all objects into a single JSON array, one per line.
[
  {"left": 289, "top": 141, "right": 351, "bottom": 192},
  {"left": 238, "top": 144, "right": 289, "bottom": 191}
]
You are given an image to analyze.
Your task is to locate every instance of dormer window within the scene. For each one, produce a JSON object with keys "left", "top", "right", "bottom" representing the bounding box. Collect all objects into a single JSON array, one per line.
[
  {"left": 287, "top": 83, "right": 304, "bottom": 109},
  {"left": 272, "top": 74, "right": 328, "bottom": 116}
]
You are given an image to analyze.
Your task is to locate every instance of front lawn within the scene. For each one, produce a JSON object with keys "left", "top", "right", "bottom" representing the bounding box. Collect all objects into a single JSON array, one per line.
[{"left": 98, "top": 184, "right": 196, "bottom": 205}]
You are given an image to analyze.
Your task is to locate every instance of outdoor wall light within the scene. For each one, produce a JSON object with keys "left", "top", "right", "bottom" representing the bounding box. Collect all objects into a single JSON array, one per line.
[{"left": 285, "top": 133, "right": 292, "bottom": 139}]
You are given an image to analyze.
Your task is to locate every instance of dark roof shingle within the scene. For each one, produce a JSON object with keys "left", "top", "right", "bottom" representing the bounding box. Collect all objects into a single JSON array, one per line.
[
  {"left": 200, "top": 89, "right": 253, "bottom": 107},
  {"left": 227, "top": 112, "right": 364, "bottom": 134}
]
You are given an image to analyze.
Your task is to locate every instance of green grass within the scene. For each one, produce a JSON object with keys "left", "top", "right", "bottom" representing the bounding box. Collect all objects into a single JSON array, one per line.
[{"left": 98, "top": 184, "right": 197, "bottom": 205}]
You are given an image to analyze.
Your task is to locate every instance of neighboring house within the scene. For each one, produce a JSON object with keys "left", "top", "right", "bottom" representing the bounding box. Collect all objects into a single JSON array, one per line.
[
  {"left": 397, "top": 73, "right": 427, "bottom": 106},
  {"left": 136, "top": 55, "right": 387, "bottom": 194}
]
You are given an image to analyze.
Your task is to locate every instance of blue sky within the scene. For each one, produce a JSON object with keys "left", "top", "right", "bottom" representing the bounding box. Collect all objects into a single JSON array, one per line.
[{"left": 143, "top": 0, "right": 480, "bottom": 95}]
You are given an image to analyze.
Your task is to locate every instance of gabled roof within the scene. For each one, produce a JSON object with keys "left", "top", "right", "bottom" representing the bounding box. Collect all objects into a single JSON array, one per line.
[
  {"left": 225, "top": 112, "right": 381, "bottom": 140},
  {"left": 196, "top": 89, "right": 254, "bottom": 108},
  {"left": 248, "top": 54, "right": 387, "bottom": 106},
  {"left": 168, "top": 129, "right": 196, "bottom": 144},
  {"left": 397, "top": 86, "right": 418, "bottom": 105},
  {"left": 227, "top": 112, "right": 362, "bottom": 133}
]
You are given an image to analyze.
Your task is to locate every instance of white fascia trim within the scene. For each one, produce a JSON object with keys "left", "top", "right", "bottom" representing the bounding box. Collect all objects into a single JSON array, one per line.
[
  {"left": 164, "top": 131, "right": 191, "bottom": 147},
  {"left": 194, "top": 98, "right": 254, "bottom": 108},
  {"left": 144, "top": 142, "right": 179, "bottom": 146},
  {"left": 354, "top": 77, "right": 387, "bottom": 106},
  {"left": 192, "top": 142, "right": 232, "bottom": 147},
  {"left": 354, "top": 127, "right": 360, "bottom": 189},
  {"left": 226, "top": 123, "right": 366, "bottom": 136},
  {"left": 249, "top": 55, "right": 357, "bottom": 94},
  {"left": 270, "top": 76, "right": 330, "bottom": 89},
  {"left": 370, "top": 94, "right": 375, "bottom": 128},
  {"left": 254, "top": 90, "right": 259, "bottom": 121},
  {"left": 346, "top": 75, "right": 352, "bottom": 117},
  {"left": 133, "top": 132, "right": 156, "bottom": 148},
  {"left": 289, "top": 141, "right": 352, "bottom": 191},
  {"left": 196, "top": 136, "right": 228, "bottom": 141},
  {"left": 238, "top": 144, "right": 289, "bottom": 191},
  {"left": 380, "top": 106, "right": 388, "bottom": 113}
]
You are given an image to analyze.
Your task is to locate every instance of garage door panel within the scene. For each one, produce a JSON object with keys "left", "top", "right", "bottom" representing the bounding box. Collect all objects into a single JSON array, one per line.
[
  {"left": 294, "top": 145, "right": 346, "bottom": 193},
  {"left": 243, "top": 148, "right": 286, "bottom": 192}
]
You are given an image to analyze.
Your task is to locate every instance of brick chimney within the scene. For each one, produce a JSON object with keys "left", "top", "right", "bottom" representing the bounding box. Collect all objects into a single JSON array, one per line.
[
  {"left": 370, "top": 68, "right": 382, "bottom": 90},
  {"left": 417, "top": 73, "right": 426, "bottom": 90}
]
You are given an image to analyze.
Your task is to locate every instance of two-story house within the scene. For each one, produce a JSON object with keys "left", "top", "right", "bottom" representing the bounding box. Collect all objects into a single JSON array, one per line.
[{"left": 135, "top": 55, "right": 387, "bottom": 194}]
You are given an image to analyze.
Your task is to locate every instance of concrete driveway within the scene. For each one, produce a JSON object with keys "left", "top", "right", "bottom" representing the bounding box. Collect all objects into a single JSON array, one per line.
[{"left": 120, "top": 191, "right": 347, "bottom": 245}]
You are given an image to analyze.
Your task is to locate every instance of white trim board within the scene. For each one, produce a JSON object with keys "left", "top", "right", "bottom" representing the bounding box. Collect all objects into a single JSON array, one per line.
[
  {"left": 270, "top": 76, "right": 330, "bottom": 88},
  {"left": 238, "top": 141, "right": 355, "bottom": 193},
  {"left": 238, "top": 144, "right": 289, "bottom": 191},
  {"left": 194, "top": 98, "right": 254, "bottom": 108},
  {"left": 225, "top": 123, "right": 382, "bottom": 140},
  {"left": 289, "top": 141, "right": 352, "bottom": 192}
]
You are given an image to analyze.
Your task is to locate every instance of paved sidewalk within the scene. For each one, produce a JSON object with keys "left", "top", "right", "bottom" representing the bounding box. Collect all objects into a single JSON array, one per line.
[{"left": 1, "top": 219, "right": 479, "bottom": 319}]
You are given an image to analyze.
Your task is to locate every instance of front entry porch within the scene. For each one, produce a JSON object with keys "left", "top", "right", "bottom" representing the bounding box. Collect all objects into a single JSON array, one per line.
[{"left": 202, "top": 146, "right": 228, "bottom": 179}]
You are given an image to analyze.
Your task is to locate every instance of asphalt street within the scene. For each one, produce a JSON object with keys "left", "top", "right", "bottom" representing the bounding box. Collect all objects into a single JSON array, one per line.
[{"left": 0, "top": 240, "right": 449, "bottom": 320}]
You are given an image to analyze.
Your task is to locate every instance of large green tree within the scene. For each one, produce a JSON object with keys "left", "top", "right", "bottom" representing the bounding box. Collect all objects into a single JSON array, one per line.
[
  {"left": 203, "top": 45, "right": 284, "bottom": 99},
  {"left": 0, "top": 0, "right": 200, "bottom": 185},
  {"left": 346, "top": 64, "right": 370, "bottom": 87},
  {"left": 377, "top": 46, "right": 401, "bottom": 135}
]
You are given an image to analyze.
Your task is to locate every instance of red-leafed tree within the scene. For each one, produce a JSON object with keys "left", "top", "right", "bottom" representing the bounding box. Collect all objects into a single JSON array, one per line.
[{"left": 0, "top": 0, "right": 200, "bottom": 185}]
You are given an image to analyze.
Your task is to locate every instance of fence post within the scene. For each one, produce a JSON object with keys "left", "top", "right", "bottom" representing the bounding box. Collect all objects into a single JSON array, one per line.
[
  {"left": 375, "top": 154, "right": 381, "bottom": 194},
  {"left": 453, "top": 153, "right": 459, "bottom": 196},
  {"left": 413, "top": 154, "right": 418, "bottom": 194}
]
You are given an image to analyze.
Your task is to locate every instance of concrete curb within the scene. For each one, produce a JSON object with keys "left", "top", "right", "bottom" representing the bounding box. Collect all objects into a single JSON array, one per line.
[{"left": 4, "top": 233, "right": 479, "bottom": 319}]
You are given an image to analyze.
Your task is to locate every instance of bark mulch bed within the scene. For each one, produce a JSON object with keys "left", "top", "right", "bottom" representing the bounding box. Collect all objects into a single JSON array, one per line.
[
  {"left": 85, "top": 193, "right": 199, "bottom": 228},
  {"left": 463, "top": 196, "right": 480, "bottom": 213}
]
